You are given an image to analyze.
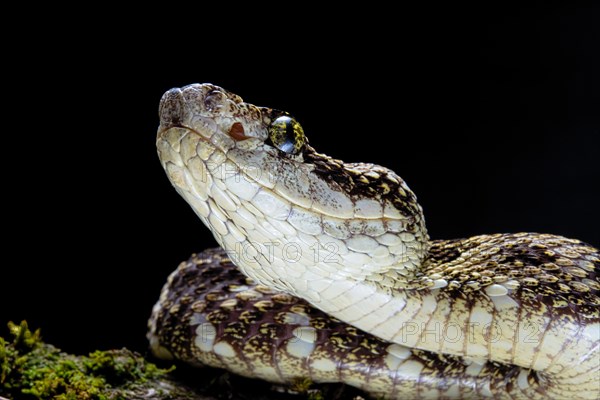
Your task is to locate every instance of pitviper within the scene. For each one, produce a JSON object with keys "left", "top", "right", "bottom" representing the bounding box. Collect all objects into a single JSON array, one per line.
[{"left": 149, "top": 83, "right": 599, "bottom": 399}]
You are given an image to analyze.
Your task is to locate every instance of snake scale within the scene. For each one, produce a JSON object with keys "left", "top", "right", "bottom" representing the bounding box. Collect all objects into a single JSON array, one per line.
[{"left": 149, "top": 83, "right": 600, "bottom": 399}]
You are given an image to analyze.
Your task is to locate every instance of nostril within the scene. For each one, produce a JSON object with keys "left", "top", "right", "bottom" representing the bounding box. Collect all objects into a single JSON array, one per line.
[{"left": 159, "top": 88, "right": 184, "bottom": 128}]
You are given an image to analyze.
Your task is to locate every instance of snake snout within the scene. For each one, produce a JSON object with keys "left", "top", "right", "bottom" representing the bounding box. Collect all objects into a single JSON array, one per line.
[{"left": 158, "top": 88, "right": 185, "bottom": 132}]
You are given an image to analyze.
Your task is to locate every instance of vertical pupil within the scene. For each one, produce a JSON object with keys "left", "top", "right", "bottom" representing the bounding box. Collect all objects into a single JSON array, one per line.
[
  {"left": 285, "top": 120, "right": 294, "bottom": 143},
  {"left": 279, "top": 120, "right": 295, "bottom": 153}
]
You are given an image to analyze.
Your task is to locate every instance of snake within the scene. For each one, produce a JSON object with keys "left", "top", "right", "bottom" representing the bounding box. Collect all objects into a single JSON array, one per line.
[{"left": 148, "top": 83, "right": 600, "bottom": 399}]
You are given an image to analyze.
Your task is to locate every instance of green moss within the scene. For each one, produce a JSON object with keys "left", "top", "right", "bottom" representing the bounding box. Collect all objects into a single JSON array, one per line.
[
  {"left": 291, "top": 377, "right": 328, "bottom": 400},
  {"left": 291, "top": 376, "right": 314, "bottom": 393},
  {"left": 0, "top": 321, "right": 176, "bottom": 400},
  {"left": 0, "top": 321, "right": 367, "bottom": 400},
  {"left": 306, "top": 390, "right": 325, "bottom": 400},
  {"left": 0, "top": 336, "right": 10, "bottom": 384},
  {"left": 8, "top": 320, "right": 42, "bottom": 351}
]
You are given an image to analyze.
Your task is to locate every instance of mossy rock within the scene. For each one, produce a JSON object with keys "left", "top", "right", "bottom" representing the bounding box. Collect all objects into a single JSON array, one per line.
[
  {"left": 0, "top": 321, "right": 203, "bottom": 399},
  {"left": 0, "top": 321, "right": 366, "bottom": 400}
]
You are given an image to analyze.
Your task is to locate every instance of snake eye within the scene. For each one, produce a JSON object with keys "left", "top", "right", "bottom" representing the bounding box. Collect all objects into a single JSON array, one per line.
[{"left": 267, "top": 116, "right": 305, "bottom": 155}]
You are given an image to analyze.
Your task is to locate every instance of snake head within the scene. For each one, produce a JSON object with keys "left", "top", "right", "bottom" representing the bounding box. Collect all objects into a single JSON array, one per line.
[
  {"left": 157, "top": 83, "right": 428, "bottom": 297},
  {"left": 158, "top": 83, "right": 305, "bottom": 160}
]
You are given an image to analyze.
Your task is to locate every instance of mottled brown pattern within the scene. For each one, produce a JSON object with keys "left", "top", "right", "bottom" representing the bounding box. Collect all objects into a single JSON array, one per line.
[
  {"left": 148, "top": 248, "right": 598, "bottom": 399},
  {"left": 303, "top": 145, "right": 424, "bottom": 228},
  {"left": 423, "top": 233, "right": 600, "bottom": 320}
]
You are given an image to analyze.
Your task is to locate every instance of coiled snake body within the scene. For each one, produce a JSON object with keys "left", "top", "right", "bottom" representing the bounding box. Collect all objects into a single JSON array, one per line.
[{"left": 149, "top": 84, "right": 600, "bottom": 399}]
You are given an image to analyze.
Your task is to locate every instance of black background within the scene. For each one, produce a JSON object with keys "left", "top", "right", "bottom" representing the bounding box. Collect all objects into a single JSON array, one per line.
[{"left": 2, "top": 5, "right": 599, "bottom": 355}]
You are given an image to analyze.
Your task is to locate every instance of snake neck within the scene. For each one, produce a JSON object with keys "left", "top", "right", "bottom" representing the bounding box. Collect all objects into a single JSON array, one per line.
[
  {"left": 155, "top": 83, "right": 433, "bottom": 295},
  {"left": 307, "top": 144, "right": 433, "bottom": 284},
  {"left": 158, "top": 123, "right": 431, "bottom": 294}
]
